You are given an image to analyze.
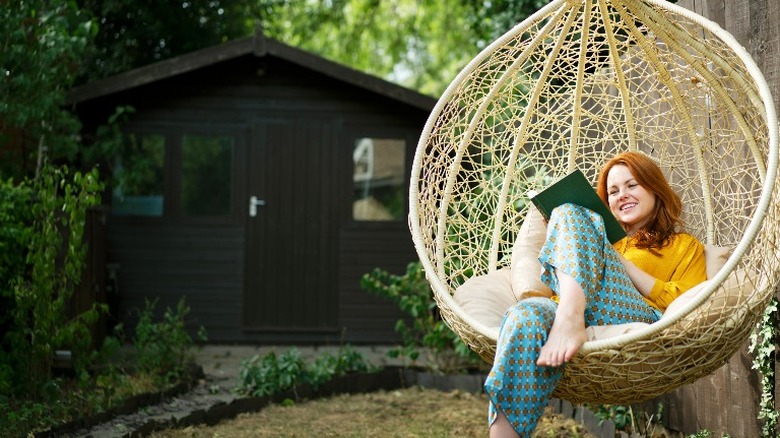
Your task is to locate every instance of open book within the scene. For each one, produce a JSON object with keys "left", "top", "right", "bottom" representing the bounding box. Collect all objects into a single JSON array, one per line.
[{"left": 529, "top": 168, "right": 627, "bottom": 244}]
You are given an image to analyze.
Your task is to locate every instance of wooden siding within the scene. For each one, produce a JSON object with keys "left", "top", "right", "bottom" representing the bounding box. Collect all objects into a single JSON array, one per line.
[
  {"left": 338, "top": 225, "right": 419, "bottom": 343},
  {"left": 649, "top": 1, "right": 780, "bottom": 437},
  {"left": 107, "top": 222, "right": 245, "bottom": 341}
]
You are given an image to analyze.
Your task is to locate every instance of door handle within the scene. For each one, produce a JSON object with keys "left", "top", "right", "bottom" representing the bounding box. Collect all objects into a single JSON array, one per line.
[{"left": 249, "top": 196, "right": 266, "bottom": 217}]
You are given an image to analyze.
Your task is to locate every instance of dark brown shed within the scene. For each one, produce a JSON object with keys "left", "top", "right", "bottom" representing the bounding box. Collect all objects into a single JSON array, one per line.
[{"left": 68, "top": 30, "right": 436, "bottom": 344}]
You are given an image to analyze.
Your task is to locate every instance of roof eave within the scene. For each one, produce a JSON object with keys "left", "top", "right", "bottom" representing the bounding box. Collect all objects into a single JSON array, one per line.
[{"left": 67, "top": 32, "right": 436, "bottom": 111}]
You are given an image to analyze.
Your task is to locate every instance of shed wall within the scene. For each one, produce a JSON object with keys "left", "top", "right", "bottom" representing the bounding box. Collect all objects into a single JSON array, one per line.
[{"left": 91, "top": 56, "right": 427, "bottom": 345}]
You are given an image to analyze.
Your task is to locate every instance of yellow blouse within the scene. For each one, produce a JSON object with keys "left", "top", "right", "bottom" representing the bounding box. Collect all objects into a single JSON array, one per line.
[{"left": 615, "top": 233, "right": 707, "bottom": 312}]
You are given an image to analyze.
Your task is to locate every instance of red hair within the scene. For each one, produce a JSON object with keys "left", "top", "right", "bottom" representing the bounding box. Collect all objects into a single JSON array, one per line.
[{"left": 596, "top": 152, "right": 683, "bottom": 249}]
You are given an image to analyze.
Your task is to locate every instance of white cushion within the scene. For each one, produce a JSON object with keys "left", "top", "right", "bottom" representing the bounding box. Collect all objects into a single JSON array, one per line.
[
  {"left": 704, "top": 244, "right": 731, "bottom": 279},
  {"left": 454, "top": 268, "right": 515, "bottom": 329},
  {"left": 510, "top": 205, "right": 553, "bottom": 300}
]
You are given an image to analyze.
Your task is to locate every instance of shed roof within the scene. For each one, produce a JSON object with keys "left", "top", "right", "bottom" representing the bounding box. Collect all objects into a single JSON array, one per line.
[{"left": 67, "top": 29, "right": 437, "bottom": 111}]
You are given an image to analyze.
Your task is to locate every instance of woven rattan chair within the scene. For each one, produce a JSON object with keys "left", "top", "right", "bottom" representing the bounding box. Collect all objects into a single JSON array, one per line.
[{"left": 409, "top": 0, "right": 780, "bottom": 404}]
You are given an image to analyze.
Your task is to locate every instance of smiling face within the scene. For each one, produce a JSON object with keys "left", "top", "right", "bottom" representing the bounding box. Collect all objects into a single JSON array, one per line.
[{"left": 606, "top": 164, "right": 657, "bottom": 235}]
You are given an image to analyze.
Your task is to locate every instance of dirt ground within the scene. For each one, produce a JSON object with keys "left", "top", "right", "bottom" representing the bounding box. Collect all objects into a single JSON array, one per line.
[{"left": 147, "top": 386, "right": 598, "bottom": 438}]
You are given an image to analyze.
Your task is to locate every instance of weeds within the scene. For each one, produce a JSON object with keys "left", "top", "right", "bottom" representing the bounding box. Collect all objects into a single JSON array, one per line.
[
  {"left": 236, "top": 345, "right": 379, "bottom": 398},
  {"left": 133, "top": 297, "right": 206, "bottom": 385},
  {"left": 588, "top": 402, "right": 667, "bottom": 437},
  {"left": 0, "top": 295, "right": 203, "bottom": 436}
]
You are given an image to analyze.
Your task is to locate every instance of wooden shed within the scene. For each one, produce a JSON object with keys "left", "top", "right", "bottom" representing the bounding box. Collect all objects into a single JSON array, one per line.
[{"left": 67, "top": 30, "right": 436, "bottom": 344}]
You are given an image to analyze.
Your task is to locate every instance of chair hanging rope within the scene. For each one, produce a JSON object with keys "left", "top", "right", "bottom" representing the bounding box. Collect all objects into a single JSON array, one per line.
[{"left": 409, "top": 0, "right": 780, "bottom": 403}]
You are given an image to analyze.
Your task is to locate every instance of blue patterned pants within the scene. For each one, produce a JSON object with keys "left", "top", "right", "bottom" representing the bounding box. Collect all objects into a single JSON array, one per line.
[{"left": 485, "top": 204, "right": 660, "bottom": 436}]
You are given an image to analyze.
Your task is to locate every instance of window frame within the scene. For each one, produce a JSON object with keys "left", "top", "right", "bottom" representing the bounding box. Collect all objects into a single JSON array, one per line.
[
  {"left": 345, "top": 127, "right": 416, "bottom": 229},
  {"left": 109, "top": 125, "right": 246, "bottom": 225}
]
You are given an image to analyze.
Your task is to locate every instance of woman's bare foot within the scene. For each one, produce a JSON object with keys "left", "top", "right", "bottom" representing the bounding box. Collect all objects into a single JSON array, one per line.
[
  {"left": 537, "top": 271, "right": 588, "bottom": 367},
  {"left": 536, "top": 313, "right": 587, "bottom": 367}
]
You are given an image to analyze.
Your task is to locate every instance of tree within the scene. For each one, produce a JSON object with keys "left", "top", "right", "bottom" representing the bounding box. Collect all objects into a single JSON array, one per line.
[
  {"left": 0, "top": 0, "right": 96, "bottom": 176},
  {"left": 74, "top": 0, "right": 549, "bottom": 96},
  {"left": 263, "top": 0, "right": 553, "bottom": 96},
  {"left": 252, "top": 0, "right": 549, "bottom": 96},
  {"left": 464, "top": 0, "right": 551, "bottom": 45},
  {"left": 76, "top": 0, "right": 249, "bottom": 82}
]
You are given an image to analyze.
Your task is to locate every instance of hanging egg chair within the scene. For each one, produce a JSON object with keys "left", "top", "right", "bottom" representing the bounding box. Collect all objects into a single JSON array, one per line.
[{"left": 409, "top": 0, "right": 779, "bottom": 404}]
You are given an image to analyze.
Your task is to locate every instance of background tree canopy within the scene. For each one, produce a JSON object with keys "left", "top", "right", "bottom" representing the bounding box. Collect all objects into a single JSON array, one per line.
[
  {"left": 1, "top": 0, "right": 547, "bottom": 178},
  {"left": 74, "top": 0, "right": 549, "bottom": 96}
]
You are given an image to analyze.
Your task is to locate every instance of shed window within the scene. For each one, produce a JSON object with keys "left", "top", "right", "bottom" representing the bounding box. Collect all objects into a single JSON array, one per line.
[
  {"left": 181, "top": 135, "right": 234, "bottom": 217},
  {"left": 352, "top": 138, "right": 405, "bottom": 221},
  {"left": 111, "top": 133, "right": 165, "bottom": 217}
]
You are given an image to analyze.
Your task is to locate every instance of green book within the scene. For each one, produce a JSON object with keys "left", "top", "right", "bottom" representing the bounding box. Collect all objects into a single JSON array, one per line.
[{"left": 530, "top": 168, "right": 627, "bottom": 244}]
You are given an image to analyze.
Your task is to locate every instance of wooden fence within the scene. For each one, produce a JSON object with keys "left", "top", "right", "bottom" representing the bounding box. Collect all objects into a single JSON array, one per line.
[
  {"left": 68, "top": 206, "right": 109, "bottom": 349},
  {"left": 657, "top": 1, "right": 779, "bottom": 436}
]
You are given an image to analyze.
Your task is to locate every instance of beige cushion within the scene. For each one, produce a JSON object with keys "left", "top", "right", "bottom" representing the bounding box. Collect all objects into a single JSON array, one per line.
[
  {"left": 704, "top": 244, "right": 731, "bottom": 279},
  {"left": 587, "top": 244, "right": 736, "bottom": 341},
  {"left": 587, "top": 322, "right": 649, "bottom": 341},
  {"left": 454, "top": 268, "right": 515, "bottom": 329},
  {"left": 510, "top": 205, "right": 553, "bottom": 300},
  {"left": 662, "top": 268, "right": 753, "bottom": 326}
]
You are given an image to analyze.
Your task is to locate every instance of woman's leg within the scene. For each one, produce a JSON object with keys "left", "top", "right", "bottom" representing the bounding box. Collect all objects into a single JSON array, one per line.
[
  {"left": 490, "top": 409, "right": 519, "bottom": 437},
  {"left": 539, "top": 203, "right": 659, "bottom": 328},
  {"left": 486, "top": 203, "right": 659, "bottom": 436},
  {"left": 486, "top": 297, "right": 561, "bottom": 437}
]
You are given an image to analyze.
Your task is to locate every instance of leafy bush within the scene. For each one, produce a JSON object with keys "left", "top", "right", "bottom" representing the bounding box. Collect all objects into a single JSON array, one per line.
[
  {"left": 0, "top": 164, "right": 103, "bottom": 399},
  {"left": 749, "top": 297, "right": 777, "bottom": 438},
  {"left": 237, "top": 346, "right": 378, "bottom": 398},
  {"left": 0, "top": 1, "right": 96, "bottom": 177},
  {"left": 306, "top": 345, "right": 375, "bottom": 389},
  {"left": 133, "top": 297, "right": 206, "bottom": 385},
  {"left": 0, "top": 295, "right": 205, "bottom": 436},
  {"left": 589, "top": 402, "right": 665, "bottom": 437},
  {"left": 238, "top": 349, "right": 307, "bottom": 398},
  {"left": 360, "top": 261, "right": 483, "bottom": 374}
]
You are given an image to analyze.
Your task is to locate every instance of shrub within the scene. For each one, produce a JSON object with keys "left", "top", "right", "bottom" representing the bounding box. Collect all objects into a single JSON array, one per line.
[
  {"left": 360, "top": 261, "right": 483, "bottom": 374},
  {"left": 237, "top": 345, "right": 378, "bottom": 398},
  {"left": 0, "top": 164, "right": 103, "bottom": 399},
  {"left": 133, "top": 297, "right": 206, "bottom": 384}
]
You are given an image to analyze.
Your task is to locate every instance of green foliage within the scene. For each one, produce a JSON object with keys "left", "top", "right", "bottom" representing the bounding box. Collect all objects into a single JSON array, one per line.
[
  {"left": 1, "top": 295, "right": 207, "bottom": 435},
  {"left": 133, "top": 297, "right": 206, "bottom": 385},
  {"left": 589, "top": 402, "right": 664, "bottom": 436},
  {"left": 360, "top": 261, "right": 482, "bottom": 374},
  {"left": 0, "top": 179, "right": 32, "bottom": 346},
  {"left": 460, "top": 0, "right": 552, "bottom": 55},
  {"left": 238, "top": 349, "right": 307, "bottom": 398},
  {"left": 0, "top": 163, "right": 103, "bottom": 399},
  {"left": 0, "top": 399, "right": 56, "bottom": 438},
  {"left": 253, "top": 0, "right": 480, "bottom": 97},
  {"left": 306, "top": 345, "right": 375, "bottom": 389},
  {"left": 237, "top": 346, "right": 377, "bottom": 398},
  {"left": 1, "top": 333, "right": 157, "bottom": 436},
  {"left": 0, "top": 1, "right": 96, "bottom": 169},
  {"left": 76, "top": 0, "right": 248, "bottom": 82},
  {"left": 685, "top": 430, "right": 731, "bottom": 438},
  {"left": 749, "top": 297, "right": 777, "bottom": 438}
]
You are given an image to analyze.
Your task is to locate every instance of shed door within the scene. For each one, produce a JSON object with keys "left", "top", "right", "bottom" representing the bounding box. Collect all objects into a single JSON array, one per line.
[{"left": 243, "top": 119, "right": 339, "bottom": 333}]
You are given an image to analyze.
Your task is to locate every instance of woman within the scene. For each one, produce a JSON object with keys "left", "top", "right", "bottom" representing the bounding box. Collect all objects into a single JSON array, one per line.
[{"left": 486, "top": 152, "right": 707, "bottom": 437}]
